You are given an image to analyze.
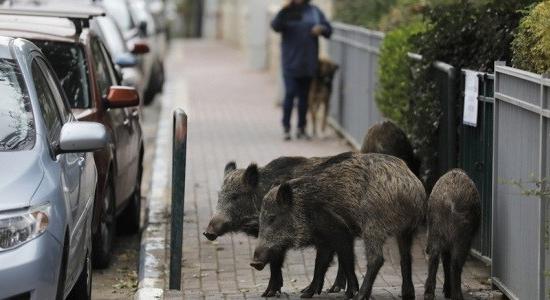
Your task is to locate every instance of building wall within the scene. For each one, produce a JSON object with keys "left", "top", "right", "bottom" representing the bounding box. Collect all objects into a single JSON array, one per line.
[
  {"left": 211, "top": 0, "right": 334, "bottom": 71},
  {"left": 209, "top": 0, "right": 334, "bottom": 101}
]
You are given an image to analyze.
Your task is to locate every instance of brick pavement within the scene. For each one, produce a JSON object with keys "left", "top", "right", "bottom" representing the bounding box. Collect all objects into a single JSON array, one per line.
[{"left": 164, "top": 40, "right": 493, "bottom": 300}]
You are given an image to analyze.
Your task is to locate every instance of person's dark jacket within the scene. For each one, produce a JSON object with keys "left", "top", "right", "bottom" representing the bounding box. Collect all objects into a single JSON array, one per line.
[{"left": 271, "top": 4, "right": 332, "bottom": 78}]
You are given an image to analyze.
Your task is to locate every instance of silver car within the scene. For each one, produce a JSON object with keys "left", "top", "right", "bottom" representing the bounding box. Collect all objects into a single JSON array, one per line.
[{"left": 0, "top": 37, "right": 107, "bottom": 299}]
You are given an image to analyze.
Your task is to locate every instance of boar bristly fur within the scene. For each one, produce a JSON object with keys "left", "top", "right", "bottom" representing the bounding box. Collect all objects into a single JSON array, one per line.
[
  {"left": 205, "top": 153, "right": 355, "bottom": 297},
  {"left": 361, "top": 120, "right": 420, "bottom": 177},
  {"left": 424, "top": 169, "right": 481, "bottom": 300},
  {"left": 253, "top": 153, "right": 427, "bottom": 300}
]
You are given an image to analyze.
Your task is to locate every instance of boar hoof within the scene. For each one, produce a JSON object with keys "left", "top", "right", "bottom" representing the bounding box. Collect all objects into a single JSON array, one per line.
[
  {"left": 443, "top": 286, "right": 451, "bottom": 298},
  {"left": 262, "top": 288, "right": 281, "bottom": 298},
  {"left": 327, "top": 283, "right": 344, "bottom": 293},
  {"left": 424, "top": 293, "right": 435, "bottom": 300},
  {"left": 300, "top": 291, "right": 314, "bottom": 298},
  {"left": 401, "top": 289, "right": 415, "bottom": 300},
  {"left": 347, "top": 289, "right": 359, "bottom": 299}
]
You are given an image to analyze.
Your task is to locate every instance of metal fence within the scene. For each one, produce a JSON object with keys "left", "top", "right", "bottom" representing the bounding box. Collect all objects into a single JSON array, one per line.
[
  {"left": 493, "top": 63, "right": 550, "bottom": 300},
  {"left": 458, "top": 71, "right": 494, "bottom": 261},
  {"left": 328, "top": 22, "right": 385, "bottom": 148}
]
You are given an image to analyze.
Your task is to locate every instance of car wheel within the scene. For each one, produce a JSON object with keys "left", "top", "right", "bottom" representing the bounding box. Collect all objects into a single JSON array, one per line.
[
  {"left": 55, "top": 236, "right": 69, "bottom": 300},
  {"left": 92, "top": 180, "right": 116, "bottom": 269},
  {"left": 143, "top": 61, "right": 164, "bottom": 106},
  {"left": 119, "top": 152, "right": 143, "bottom": 233},
  {"left": 68, "top": 250, "right": 92, "bottom": 300}
]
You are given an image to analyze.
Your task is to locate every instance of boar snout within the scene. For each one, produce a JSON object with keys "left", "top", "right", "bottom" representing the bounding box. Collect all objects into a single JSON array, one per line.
[
  {"left": 251, "top": 245, "right": 270, "bottom": 271},
  {"left": 203, "top": 214, "right": 230, "bottom": 241}
]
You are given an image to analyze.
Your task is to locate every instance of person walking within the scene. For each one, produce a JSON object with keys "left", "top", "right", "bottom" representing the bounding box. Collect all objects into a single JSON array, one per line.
[{"left": 271, "top": 0, "right": 332, "bottom": 140}]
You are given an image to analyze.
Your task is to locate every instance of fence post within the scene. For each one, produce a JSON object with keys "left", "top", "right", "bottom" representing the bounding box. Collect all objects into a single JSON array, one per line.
[{"left": 169, "top": 109, "right": 188, "bottom": 290}]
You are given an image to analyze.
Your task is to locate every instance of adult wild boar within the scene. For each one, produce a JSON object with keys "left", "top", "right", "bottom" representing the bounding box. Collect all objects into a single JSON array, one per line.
[
  {"left": 204, "top": 154, "right": 355, "bottom": 297},
  {"left": 361, "top": 120, "right": 420, "bottom": 177},
  {"left": 251, "top": 153, "right": 426, "bottom": 300},
  {"left": 424, "top": 169, "right": 480, "bottom": 300}
]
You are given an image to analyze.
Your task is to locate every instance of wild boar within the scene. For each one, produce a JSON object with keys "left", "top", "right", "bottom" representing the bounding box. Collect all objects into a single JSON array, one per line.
[
  {"left": 361, "top": 120, "right": 420, "bottom": 177},
  {"left": 251, "top": 153, "right": 426, "bottom": 300},
  {"left": 424, "top": 169, "right": 481, "bottom": 300},
  {"left": 204, "top": 153, "right": 355, "bottom": 297}
]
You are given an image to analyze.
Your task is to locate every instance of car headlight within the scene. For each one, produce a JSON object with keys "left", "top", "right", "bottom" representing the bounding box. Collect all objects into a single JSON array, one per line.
[{"left": 0, "top": 203, "right": 50, "bottom": 252}]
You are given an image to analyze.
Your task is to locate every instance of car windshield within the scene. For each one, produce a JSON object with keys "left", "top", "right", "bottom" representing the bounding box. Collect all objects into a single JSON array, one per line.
[
  {"left": 33, "top": 41, "right": 91, "bottom": 109},
  {"left": 103, "top": 0, "right": 134, "bottom": 32},
  {"left": 0, "top": 59, "right": 34, "bottom": 151}
]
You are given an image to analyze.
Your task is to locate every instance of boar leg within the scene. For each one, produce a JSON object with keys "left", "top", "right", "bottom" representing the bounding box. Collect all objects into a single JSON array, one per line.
[
  {"left": 327, "top": 255, "right": 347, "bottom": 293},
  {"left": 442, "top": 250, "right": 451, "bottom": 298},
  {"left": 450, "top": 249, "right": 467, "bottom": 300},
  {"left": 397, "top": 230, "right": 415, "bottom": 299},
  {"left": 356, "top": 240, "right": 384, "bottom": 300},
  {"left": 334, "top": 241, "right": 358, "bottom": 299},
  {"left": 300, "top": 247, "right": 333, "bottom": 298},
  {"left": 262, "top": 253, "right": 284, "bottom": 297},
  {"left": 424, "top": 249, "right": 440, "bottom": 300}
]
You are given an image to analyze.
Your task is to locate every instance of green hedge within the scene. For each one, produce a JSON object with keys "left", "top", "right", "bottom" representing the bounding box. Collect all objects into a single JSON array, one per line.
[
  {"left": 375, "top": 20, "right": 426, "bottom": 128},
  {"left": 334, "top": 0, "right": 398, "bottom": 30},
  {"left": 512, "top": 1, "right": 550, "bottom": 74}
]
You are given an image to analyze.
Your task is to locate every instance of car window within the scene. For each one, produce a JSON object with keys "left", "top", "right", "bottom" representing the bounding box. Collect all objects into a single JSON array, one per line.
[
  {"left": 99, "top": 42, "right": 119, "bottom": 85},
  {"left": 103, "top": 0, "right": 135, "bottom": 32},
  {"left": 0, "top": 59, "right": 34, "bottom": 151},
  {"left": 32, "top": 61, "right": 63, "bottom": 147},
  {"left": 97, "top": 17, "right": 128, "bottom": 58},
  {"left": 36, "top": 57, "right": 72, "bottom": 123},
  {"left": 129, "top": 1, "right": 156, "bottom": 35},
  {"left": 91, "top": 39, "right": 113, "bottom": 97},
  {"left": 33, "top": 41, "right": 91, "bottom": 109}
]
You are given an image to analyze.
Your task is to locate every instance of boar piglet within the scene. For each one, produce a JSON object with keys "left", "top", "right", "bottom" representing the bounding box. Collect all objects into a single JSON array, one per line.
[
  {"left": 204, "top": 154, "right": 355, "bottom": 297},
  {"left": 424, "top": 169, "right": 480, "bottom": 300},
  {"left": 252, "top": 153, "right": 426, "bottom": 300},
  {"left": 361, "top": 120, "right": 420, "bottom": 177}
]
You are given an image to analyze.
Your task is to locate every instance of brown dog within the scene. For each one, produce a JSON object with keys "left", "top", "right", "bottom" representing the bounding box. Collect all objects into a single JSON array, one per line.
[{"left": 309, "top": 58, "right": 339, "bottom": 137}]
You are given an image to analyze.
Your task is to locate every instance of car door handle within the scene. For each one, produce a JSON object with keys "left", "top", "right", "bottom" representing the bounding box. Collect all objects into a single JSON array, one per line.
[
  {"left": 78, "top": 156, "right": 86, "bottom": 168},
  {"left": 131, "top": 109, "right": 139, "bottom": 118},
  {"left": 123, "top": 118, "right": 131, "bottom": 127}
]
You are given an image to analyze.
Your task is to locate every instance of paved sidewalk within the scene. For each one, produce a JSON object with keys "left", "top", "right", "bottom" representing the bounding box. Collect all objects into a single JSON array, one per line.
[{"left": 150, "top": 40, "right": 494, "bottom": 300}]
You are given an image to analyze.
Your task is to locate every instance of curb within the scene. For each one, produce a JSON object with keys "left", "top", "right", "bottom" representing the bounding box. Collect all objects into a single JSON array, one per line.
[{"left": 135, "top": 95, "right": 173, "bottom": 300}]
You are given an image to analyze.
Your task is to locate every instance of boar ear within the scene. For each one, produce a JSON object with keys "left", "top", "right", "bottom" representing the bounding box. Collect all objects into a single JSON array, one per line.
[
  {"left": 224, "top": 161, "right": 237, "bottom": 175},
  {"left": 243, "top": 164, "right": 259, "bottom": 188},
  {"left": 276, "top": 183, "right": 293, "bottom": 206}
]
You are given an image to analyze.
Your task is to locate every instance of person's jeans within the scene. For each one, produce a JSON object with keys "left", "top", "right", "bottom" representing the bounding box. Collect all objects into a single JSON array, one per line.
[{"left": 282, "top": 75, "right": 312, "bottom": 131}]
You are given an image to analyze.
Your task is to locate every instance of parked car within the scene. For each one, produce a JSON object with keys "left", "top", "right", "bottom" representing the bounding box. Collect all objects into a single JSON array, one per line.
[
  {"left": 102, "top": 0, "right": 165, "bottom": 105},
  {"left": 0, "top": 4, "right": 144, "bottom": 268},
  {"left": 92, "top": 15, "right": 150, "bottom": 105},
  {"left": 0, "top": 36, "right": 107, "bottom": 299}
]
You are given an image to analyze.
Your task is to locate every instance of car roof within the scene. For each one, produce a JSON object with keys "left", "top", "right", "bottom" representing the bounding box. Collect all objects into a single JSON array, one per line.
[
  {"left": 0, "top": 15, "right": 77, "bottom": 42},
  {"left": 0, "top": 3, "right": 105, "bottom": 42}
]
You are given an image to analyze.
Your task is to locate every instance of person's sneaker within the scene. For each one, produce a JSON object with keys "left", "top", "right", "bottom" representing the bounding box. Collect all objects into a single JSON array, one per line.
[
  {"left": 283, "top": 130, "right": 291, "bottom": 141},
  {"left": 296, "top": 128, "right": 311, "bottom": 140}
]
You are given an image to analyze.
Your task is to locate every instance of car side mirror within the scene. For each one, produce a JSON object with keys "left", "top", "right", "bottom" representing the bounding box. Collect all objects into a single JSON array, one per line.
[
  {"left": 59, "top": 122, "right": 107, "bottom": 153},
  {"left": 115, "top": 53, "right": 138, "bottom": 68},
  {"left": 130, "top": 41, "right": 150, "bottom": 55},
  {"left": 105, "top": 86, "right": 140, "bottom": 108}
]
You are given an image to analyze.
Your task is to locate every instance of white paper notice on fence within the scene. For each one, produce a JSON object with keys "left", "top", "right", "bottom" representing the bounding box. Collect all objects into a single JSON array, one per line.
[{"left": 463, "top": 70, "right": 479, "bottom": 127}]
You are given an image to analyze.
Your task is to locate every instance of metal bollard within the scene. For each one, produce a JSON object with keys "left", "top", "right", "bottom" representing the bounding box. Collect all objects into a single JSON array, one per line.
[{"left": 169, "top": 109, "right": 188, "bottom": 290}]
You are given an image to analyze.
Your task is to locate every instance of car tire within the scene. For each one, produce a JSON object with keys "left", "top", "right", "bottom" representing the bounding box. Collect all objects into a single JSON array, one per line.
[
  {"left": 55, "top": 235, "right": 69, "bottom": 300},
  {"left": 143, "top": 60, "right": 164, "bottom": 106},
  {"left": 119, "top": 150, "right": 143, "bottom": 233},
  {"left": 68, "top": 250, "right": 92, "bottom": 300},
  {"left": 92, "top": 179, "right": 116, "bottom": 269}
]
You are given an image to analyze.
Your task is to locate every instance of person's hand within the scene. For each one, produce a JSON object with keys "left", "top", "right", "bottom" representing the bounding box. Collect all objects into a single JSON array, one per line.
[{"left": 311, "top": 25, "right": 325, "bottom": 36}]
